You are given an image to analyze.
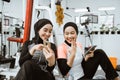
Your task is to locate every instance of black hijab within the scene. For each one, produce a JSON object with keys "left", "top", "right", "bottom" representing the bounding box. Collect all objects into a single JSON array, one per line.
[
  {"left": 63, "top": 22, "right": 78, "bottom": 35},
  {"left": 32, "top": 18, "right": 53, "bottom": 44},
  {"left": 63, "top": 22, "right": 79, "bottom": 46}
]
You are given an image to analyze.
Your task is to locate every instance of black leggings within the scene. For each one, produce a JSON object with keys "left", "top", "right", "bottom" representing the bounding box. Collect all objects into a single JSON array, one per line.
[
  {"left": 15, "top": 60, "right": 55, "bottom": 80},
  {"left": 79, "top": 49, "right": 118, "bottom": 79}
]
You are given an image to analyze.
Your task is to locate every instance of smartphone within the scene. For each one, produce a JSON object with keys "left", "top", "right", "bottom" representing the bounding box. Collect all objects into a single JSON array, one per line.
[
  {"left": 84, "top": 45, "right": 97, "bottom": 56},
  {"left": 43, "top": 41, "right": 51, "bottom": 48}
]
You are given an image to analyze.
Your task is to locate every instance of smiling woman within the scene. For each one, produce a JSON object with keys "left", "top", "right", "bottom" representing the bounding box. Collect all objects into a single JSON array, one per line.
[
  {"left": 15, "top": 18, "right": 57, "bottom": 80},
  {"left": 57, "top": 22, "right": 120, "bottom": 80}
]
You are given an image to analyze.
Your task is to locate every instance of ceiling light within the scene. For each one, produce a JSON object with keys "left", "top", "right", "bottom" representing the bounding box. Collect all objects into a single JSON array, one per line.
[
  {"left": 74, "top": 8, "right": 88, "bottom": 12},
  {"left": 98, "top": 7, "right": 116, "bottom": 11}
]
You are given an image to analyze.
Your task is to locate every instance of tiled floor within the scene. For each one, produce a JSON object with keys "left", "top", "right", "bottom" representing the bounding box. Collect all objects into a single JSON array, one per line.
[
  {"left": 0, "top": 64, "right": 120, "bottom": 80},
  {"left": 0, "top": 62, "right": 19, "bottom": 79}
]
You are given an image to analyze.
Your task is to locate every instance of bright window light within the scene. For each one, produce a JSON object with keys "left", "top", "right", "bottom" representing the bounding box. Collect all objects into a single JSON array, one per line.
[
  {"left": 98, "top": 7, "right": 116, "bottom": 11},
  {"left": 74, "top": 8, "right": 88, "bottom": 12},
  {"left": 75, "top": 16, "right": 79, "bottom": 24}
]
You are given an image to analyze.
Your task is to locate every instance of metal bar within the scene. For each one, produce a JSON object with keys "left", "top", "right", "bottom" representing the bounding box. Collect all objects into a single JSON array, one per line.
[{"left": 23, "top": 0, "right": 34, "bottom": 43}]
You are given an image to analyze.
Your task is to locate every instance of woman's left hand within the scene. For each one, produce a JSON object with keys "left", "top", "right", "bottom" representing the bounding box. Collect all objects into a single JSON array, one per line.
[
  {"left": 43, "top": 46, "right": 55, "bottom": 66},
  {"left": 85, "top": 50, "right": 94, "bottom": 61}
]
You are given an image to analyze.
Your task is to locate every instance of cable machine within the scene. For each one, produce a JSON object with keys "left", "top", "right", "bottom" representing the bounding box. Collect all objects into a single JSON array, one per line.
[{"left": 80, "top": 7, "right": 98, "bottom": 51}]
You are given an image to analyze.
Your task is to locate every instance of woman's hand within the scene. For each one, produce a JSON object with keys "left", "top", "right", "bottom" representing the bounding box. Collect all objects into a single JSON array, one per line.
[
  {"left": 69, "top": 39, "right": 76, "bottom": 55},
  {"left": 43, "top": 45, "right": 55, "bottom": 66},
  {"left": 67, "top": 39, "right": 77, "bottom": 67},
  {"left": 29, "top": 44, "right": 44, "bottom": 56},
  {"left": 85, "top": 50, "right": 94, "bottom": 61}
]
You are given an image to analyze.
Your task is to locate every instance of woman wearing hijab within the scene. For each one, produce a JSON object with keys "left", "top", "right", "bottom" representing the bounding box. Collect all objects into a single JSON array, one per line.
[
  {"left": 57, "top": 22, "right": 119, "bottom": 80},
  {"left": 15, "top": 19, "right": 57, "bottom": 80}
]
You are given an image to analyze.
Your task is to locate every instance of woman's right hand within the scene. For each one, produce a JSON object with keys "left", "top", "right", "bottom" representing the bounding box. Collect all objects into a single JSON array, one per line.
[
  {"left": 69, "top": 39, "right": 76, "bottom": 55},
  {"left": 67, "top": 39, "right": 77, "bottom": 67},
  {"left": 29, "top": 44, "right": 44, "bottom": 55}
]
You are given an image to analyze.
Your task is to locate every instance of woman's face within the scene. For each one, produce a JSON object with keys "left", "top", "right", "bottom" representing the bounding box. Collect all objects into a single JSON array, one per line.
[
  {"left": 38, "top": 24, "right": 53, "bottom": 41},
  {"left": 64, "top": 26, "right": 77, "bottom": 44}
]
